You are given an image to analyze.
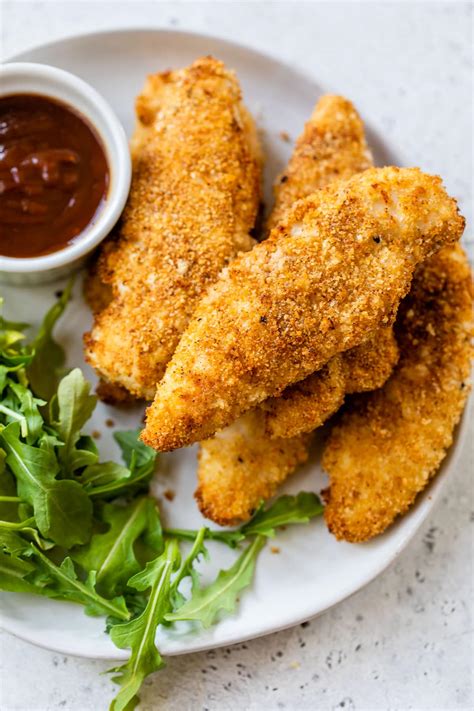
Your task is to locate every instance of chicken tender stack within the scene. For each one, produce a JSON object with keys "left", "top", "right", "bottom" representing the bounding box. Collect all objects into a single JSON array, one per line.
[
  {"left": 262, "top": 326, "right": 398, "bottom": 438},
  {"left": 84, "top": 57, "right": 262, "bottom": 400},
  {"left": 196, "top": 96, "right": 397, "bottom": 524},
  {"left": 142, "top": 166, "right": 464, "bottom": 452},
  {"left": 323, "top": 245, "right": 473, "bottom": 542}
]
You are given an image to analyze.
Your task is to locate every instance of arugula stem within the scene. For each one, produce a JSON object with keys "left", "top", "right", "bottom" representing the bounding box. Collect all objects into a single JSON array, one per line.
[
  {"left": 32, "top": 546, "right": 130, "bottom": 621},
  {"left": 87, "top": 467, "right": 151, "bottom": 498},
  {"left": 164, "top": 527, "right": 241, "bottom": 547},
  {"left": 0, "top": 495, "right": 22, "bottom": 503},
  {"left": 0, "top": 516, "right": 35, "bottom": 529},
  {"left": 0, "top": 405, "right": 27, "bottom": 437},
  {"left": 172, "top": 527, "right": 207, "bottom": 592}
]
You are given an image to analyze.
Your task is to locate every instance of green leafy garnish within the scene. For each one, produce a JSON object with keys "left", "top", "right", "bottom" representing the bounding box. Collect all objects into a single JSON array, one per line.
[
  {"left": 52, "top": 368, "right": 97, "bottom": 468},
  {"left": 27, "top": 280, "right": 73, "bottom": 400},
  {"left": 242, "top": 491, "right": 324, "bottom": 537},
  {"left": 0, "top": 421, "right": 93, "bottom": 547},
  {"left": 28, "top": 545, "right": 129, "bottom": 620},
  {"left": 109, "top": 540, "right": 180, "bottom": 711},
  {"left": 165, "top": 492, "right": 323, "bottom": 547},
  {"left": 72, "top": 498, "right": 163, "bottom": 598},
  {"left": 0, "top": 529, "right": 39, "bottom": 594},
  {"left": 165, "top": 535, "right": 265, "bottom": 628},
  {"left": 0, "top": 291, "right": 325, "bottom": 711}
]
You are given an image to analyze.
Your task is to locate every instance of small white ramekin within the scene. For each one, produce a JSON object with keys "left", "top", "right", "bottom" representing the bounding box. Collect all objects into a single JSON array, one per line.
[{"left": 0, "top": 62, "right": 131, "bottom": 285}]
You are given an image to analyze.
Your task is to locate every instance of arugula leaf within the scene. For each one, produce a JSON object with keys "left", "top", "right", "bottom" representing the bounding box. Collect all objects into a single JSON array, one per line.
[
  {"left": 0, "top": 548, "right": 38, "bottom": 594},
  {"left": 0, "top": 527, "right": 30, "bottom": 555},
  {"left": 114, "top": 430, "right": 155, "bottom": 470},
  {"left": 0, "top": 311, "right": 29, "bottom": 354},
  {"left": 26, "top": 280, "right": 73, "bottom": 400},
  {"left": 0, "top": 422, "right": 92, "bottom": 547},
  {"left": 165, "top": 535, "right": 265, "bottom": 628},
  {"left": 242, "top": 492, "right": 324, "bottom": 538},
  {"left": 68, "top": 434, "right": 99, "bottom": 471},
  {"left": 85, "top": 434, "right": 157, "bottom": 499},
  {"left": 87, "top": 469, "right": 154, "bottom": 500},
  {"left": 0, "top": 529, "right": 45, "bottom": 594},
  {"left": 52, "top": 368, "right": 97, "bottom": 467},
  {"left": 109, "top": 540, "right": 180, "bottom": 711},
  {"left": 0, "top": 306, "right": 32, "bottom": 372},
  {"left": 73, "top": 498, "right": 163, "bottom": 598},
  {"left": 79, "top": 461, "right": 131, "bottom": 489},
  {"left": 0, "top": 463, "right": 20, "bottom": 523},
  {"left": 8, "top": 380, "right": 45, "bottom": 444},
  {"left": 28, "top": 546, "right": 130, "bottom": 620},
  {"left": 169, "top": 527, "right": 208, "bottom": 609}
]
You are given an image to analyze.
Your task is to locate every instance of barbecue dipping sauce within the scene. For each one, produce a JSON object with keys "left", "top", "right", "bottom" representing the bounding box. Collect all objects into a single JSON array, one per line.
[{"left": 0, "top": 94, "right": 109, "bottom": 258}]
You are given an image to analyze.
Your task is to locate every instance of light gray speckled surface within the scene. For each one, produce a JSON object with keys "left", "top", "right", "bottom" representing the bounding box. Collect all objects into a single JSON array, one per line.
[{"left": 0, "top": 2, "right": 472, "bottom": 710}]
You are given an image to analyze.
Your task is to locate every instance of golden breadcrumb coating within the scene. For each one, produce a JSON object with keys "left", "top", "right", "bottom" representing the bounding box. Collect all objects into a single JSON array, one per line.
[
  {"left": 196, "top": 410, "right": 311, "bottom": 526},
  {"left": 83, "top": 261, "right": 112, "bottom": 315},
  {"left": 261, "top": 95, "right": 392, "bottom": 439},
  {"left": 343, "top": 326, "right": 399, "bottom": 393},
  {"left": 264, "top": 326, "right": 399, "bottom": 438},
  {"left": 143, "top": 166, "right": 465, "bottom": 451},
  {"left": 196, "top": 96, "right": 373, "bottom": 522},
  {"left": 84, "top": 57, "right": 262, "bottom": 399},
  {"left": 323, "top": 245, "right": 473, "bottom": 543},
  {"left": 196, "top": 95, "right": 375, "bottom": 523},
  {"left": 267, "top": 94, "right": 373, "bottom": 231}
]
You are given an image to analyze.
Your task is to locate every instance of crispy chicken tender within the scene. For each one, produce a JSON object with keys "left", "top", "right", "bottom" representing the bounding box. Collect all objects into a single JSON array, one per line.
[
  {"left": 196, "top": 410, "right": 311, "bottom": 525},
  {"left": 267, "top": 94, "right": 373, "bottom": 231},
  {"left": 142, "top": 166, "right": 465, "bottom": 451},
  {"left": 261, "top": 96, "right": 396, "bottom": 439},
  {"left": 263, "top": 326, "right": 399, "bottom": 438},
  {"left": 196, "top": 95, "right": 376, "bottom": 523},
  {"left": 84, "top": 57, "right": 262, "bottom": 399},
  {"left": 323, "top": 245, "right": 473, "bottom": 542}
]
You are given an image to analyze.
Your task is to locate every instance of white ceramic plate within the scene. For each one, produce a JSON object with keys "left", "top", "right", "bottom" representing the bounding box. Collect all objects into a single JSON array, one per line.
[{"left": 1, "top": 29, "right": 469, "bottom": 660}]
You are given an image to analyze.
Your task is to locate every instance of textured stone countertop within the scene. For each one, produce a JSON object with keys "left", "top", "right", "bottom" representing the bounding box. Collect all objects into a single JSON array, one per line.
[{"left": 1, "top": 2, "right": 472, "bottom": 710}]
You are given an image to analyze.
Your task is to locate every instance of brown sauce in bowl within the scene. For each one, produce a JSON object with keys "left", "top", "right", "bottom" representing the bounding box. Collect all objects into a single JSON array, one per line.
[{"left": 0, "top": 94, "right": 109, "bottom": 258}]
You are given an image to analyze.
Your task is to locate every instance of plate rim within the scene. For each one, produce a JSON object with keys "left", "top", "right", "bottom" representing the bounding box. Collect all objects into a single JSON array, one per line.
[{"left": 0, "top": 26, "right": 469, "bottom": 661}]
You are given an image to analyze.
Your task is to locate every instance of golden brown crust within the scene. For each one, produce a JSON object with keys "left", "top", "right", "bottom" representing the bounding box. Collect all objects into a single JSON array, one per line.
[
  {"left": 267, "top": 95, "right": 373, "bottom": 231},
  {"left": 262, "top": 357, "right": 346, "bottom": 438},
  {"left": 95, "top": 379, "right": 138, "bottom": 406},
  {"left": 83, "top": 261, "right": 113, "bottom": 315},
  {"left": 323, "top": 245, "right": 473, "bottom": 542},
  {"left": 343, "top": 326, "right": 399, "bottom": 393},
  {"left": 263, "top": 327, "right": 399, "bottom": 438},
  {"left": 196, "top": 95, "right": 374, "bottom": 524},
  {"left": 84, "top": 57, "right": 262, "bottom": 399},
  {"left": 195, "top": 410, "right": 311, "bottom": 525},
  {"left": 142, "top": 166, "right": 465, "bottom": 451},
  {"left": 261, "top": 97, "right": 390, "bottom": 438}
]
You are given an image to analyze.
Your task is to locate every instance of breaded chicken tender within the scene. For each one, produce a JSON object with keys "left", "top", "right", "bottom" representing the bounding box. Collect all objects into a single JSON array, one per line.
[
  {"left": 267, "top": 94, "right": 373, "bottom": 231},
  {"left": 323, "top": 245, "right": 473, "bottom": 542},
  {"left": 261, "top": 97, "right": 397, "bottom": 438},
  {"left": 196, "top": 410, "right": 311, "bottom": 525},
  {"left": 196, "top": 95, "right": 377, "bottom": 523},
  {"left": 84, "top": 57, "right": 262, "bottom": 399},
  {"left": 142, "top": 166, "right": 465, "bottom": 451},
  {"left": 263, "top": 326, "right": 399, "bottom": 438}
]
